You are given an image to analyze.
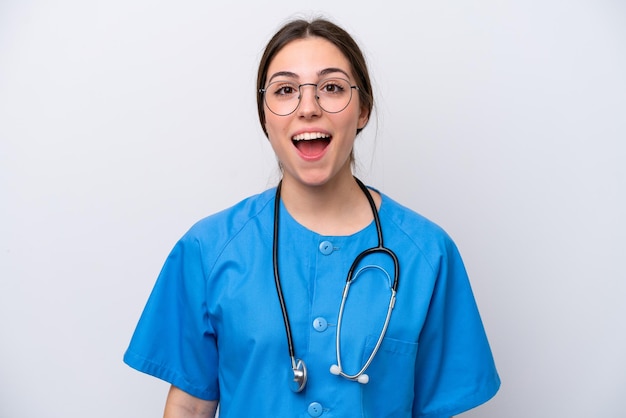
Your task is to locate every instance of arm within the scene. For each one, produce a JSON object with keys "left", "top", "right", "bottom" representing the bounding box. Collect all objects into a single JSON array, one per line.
[{"left": 163, "top": 385, "right": 218, "bottom": 418}]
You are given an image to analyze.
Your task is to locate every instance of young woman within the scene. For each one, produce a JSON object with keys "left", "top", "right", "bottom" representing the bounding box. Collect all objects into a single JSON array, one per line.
[{"left": 124, "top": 18, "right": 500, "bottom": 418}]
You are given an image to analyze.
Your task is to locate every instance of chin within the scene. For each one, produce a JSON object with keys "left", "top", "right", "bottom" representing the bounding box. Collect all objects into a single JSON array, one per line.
[{"left": 292, "top": 170, "right": 351, "bottom": 190}]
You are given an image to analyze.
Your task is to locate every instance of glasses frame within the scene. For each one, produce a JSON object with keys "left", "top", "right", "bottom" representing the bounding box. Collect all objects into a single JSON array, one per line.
[{"left": 260, "top": 77, "right": 360, "bottom": 116}]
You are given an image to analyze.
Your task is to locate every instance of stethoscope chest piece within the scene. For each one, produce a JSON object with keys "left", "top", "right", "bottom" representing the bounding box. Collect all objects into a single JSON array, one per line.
[{"left": 289, "top": 358, "right": 307, "bottom": 393}]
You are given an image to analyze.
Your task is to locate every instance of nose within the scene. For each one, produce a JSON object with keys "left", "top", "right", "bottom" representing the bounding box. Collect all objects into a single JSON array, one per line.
[{"left": 296, "top": 83, "right": 322, "bottom": 118}]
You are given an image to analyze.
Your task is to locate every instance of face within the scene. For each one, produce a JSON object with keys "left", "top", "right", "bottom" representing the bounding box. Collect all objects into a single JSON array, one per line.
[{"left": 263, "top": 37, "right": 369, "bottom": 189}]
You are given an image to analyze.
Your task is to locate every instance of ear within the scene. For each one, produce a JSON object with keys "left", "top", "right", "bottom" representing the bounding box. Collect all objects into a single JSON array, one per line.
[{"left": 357, "top": 104, "right": 370, "bottom": 131}]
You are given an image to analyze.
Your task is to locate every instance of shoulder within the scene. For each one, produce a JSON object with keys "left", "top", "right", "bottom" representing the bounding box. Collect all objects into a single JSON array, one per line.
[
  {"left": 379, "top": 192, "right": 451, "bottom": 241},
  {"left": 378, "top": 191, "right": 460, "bottom": 263},
  {"left": 177, "top": 188, "right": 276, "bottom": 251}
]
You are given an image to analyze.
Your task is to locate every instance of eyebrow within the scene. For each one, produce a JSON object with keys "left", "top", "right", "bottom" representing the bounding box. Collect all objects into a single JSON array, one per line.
[
  {"left": 267, "top": 67, "right": 351, "bottom": 84},
  {"left": 319, "top": 67, "right": 350, "bottom": 79}
]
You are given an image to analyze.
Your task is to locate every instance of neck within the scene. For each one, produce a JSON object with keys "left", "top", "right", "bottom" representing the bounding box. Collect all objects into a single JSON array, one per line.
[{"left": 278, "top": 174, "right": 380, "bottom": 236}]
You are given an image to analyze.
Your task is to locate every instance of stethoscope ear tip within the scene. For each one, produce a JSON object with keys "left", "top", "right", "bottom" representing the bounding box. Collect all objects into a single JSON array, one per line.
[{"left": 329, "top": 365, "right": 369, "bottom": 384}]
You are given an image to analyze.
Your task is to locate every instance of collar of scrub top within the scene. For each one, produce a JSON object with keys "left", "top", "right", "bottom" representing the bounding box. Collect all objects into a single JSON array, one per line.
[{"left": 272, "top": 177, "right": 400, "bottom": 393}]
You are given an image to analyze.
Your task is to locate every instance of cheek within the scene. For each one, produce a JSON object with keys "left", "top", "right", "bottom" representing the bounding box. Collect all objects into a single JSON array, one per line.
[
  {"left": 337, "top": 110, "right": 362, "bottom": 135},
  {"left": 264, "top": 119, "right": 289, "bottom": 156},
  {"left": 264, "top": 114, "right": 284, "bottom": 139},
  {"left": 345, "top": 100, "right": 366, "bottom": 129}
]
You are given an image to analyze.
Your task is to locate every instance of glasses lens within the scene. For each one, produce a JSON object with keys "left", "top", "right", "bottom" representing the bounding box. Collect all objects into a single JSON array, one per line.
[
  {"left": 264, "top": 81, "right": 300, "bottom": 116},
  {"left": 317, "top": 78, "right": 353, "bottom": 113},
  {"left": 263, "top": 78, "right": 355, "bottom": 116}
]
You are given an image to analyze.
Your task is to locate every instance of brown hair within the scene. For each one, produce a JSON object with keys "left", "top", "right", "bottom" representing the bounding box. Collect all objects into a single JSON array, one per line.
[{"left": 256, "top": 18, "right": 373, "bottom": 136}]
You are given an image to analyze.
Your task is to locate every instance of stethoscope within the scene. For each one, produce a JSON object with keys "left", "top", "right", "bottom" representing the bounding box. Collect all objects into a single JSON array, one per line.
[{"left": 272, "top": 177, "right": 400, "bottom": 393}]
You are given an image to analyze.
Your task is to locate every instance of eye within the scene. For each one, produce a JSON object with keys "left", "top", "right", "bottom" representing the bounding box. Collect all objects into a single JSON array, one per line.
[
  {"left": 276, "top": 86, "right": 295, "bottom": 95},
  {"left": 270, "top": 82, "right": 298, "bottom": 97},
  {"left": 319, "top": 79, "right": 348, "bottom": 95}
]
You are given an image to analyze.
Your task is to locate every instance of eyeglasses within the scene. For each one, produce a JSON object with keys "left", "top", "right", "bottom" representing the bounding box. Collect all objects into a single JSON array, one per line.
[{"left": 260, "top": 77, "right": 359, "bottom": 116}]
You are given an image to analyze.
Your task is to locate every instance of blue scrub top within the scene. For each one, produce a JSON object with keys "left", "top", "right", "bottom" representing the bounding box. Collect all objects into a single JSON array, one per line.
[{"left": 124, "top": 187, "right": 500, "bottom": 417}]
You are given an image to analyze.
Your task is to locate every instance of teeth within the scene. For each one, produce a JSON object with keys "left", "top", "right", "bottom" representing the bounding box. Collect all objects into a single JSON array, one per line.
[{"left": 292, "top": 132, "right": 330, "bottom": 141}]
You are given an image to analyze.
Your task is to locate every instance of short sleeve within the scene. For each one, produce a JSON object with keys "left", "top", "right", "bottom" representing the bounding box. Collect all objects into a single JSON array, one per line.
[
  {"left": 123, "top": 234, "right": 219, "bottom": 401},
  {"left": 413, "top": 238, "right": 500, "bottom": 417}
]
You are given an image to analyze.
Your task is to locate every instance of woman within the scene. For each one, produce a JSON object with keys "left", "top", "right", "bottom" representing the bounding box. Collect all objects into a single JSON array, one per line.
[{"left": 124, "top": 18, "right": 500, "bottom": 417}]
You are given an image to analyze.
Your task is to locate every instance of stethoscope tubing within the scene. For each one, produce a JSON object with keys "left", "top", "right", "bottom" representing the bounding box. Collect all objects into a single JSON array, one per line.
[
  {"left": 272, "top": 181, "right": 299, "bottom": 371},
  {"left": 333, "top": 181, "right": 400, "bottom": 380},
  {"left": 272, "top": 177, "right": 400, "bottom": 391},
  {"left": 333, "top": 283, "right": 396, "bottom": 381}
]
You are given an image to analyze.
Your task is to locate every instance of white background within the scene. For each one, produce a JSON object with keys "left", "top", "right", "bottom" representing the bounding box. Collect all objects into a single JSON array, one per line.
[{"left": 1, "top": 1, "right": 625, "bottom": 417}]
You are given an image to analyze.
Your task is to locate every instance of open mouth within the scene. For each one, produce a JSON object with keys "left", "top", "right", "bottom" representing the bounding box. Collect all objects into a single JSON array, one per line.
[{"left": 292, "top": 132, "right": 331, "bottom": 158}]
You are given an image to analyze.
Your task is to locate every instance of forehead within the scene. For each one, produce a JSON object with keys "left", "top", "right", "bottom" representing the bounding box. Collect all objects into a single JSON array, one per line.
[{"left": 267, "top": 36, "right": 354, "bottom": 80}]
